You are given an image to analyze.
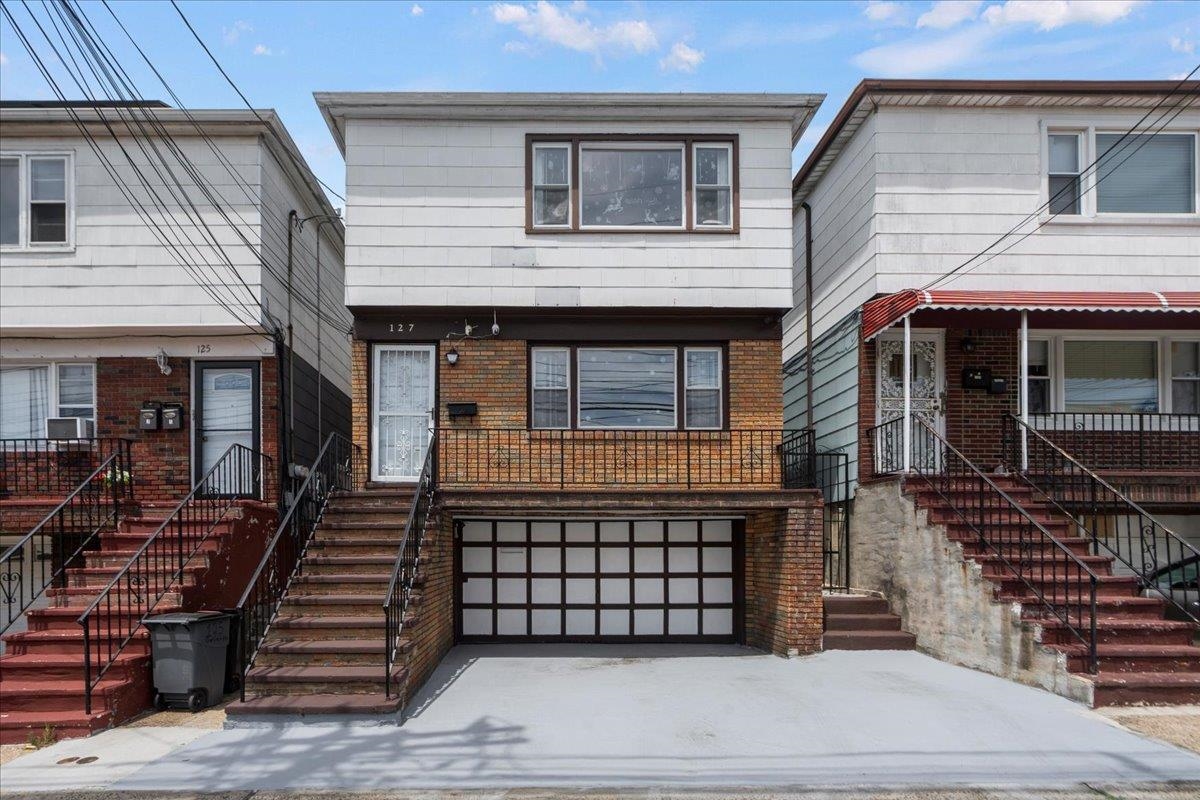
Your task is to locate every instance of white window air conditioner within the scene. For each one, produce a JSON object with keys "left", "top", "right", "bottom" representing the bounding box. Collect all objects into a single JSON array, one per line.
[{"left": 45, "top": 417, "right": 95, "bottom": 439}]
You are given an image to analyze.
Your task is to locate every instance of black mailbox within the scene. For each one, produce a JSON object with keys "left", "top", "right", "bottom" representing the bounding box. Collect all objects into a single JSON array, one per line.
[
  {"left": 161, "top": 403, "right": 184, "bottom": 430},
  {"left": 139, "top": 402, "right": 162, "bottom": 431},
  {"left": 988, "top": 377, "right": 1008, "bottom": 395},
  {"left": 447, "top": 402, "right": 478, "bottom": 418},
  {"left": 961, "top": 367, "right": 992, "bottom": 390}
]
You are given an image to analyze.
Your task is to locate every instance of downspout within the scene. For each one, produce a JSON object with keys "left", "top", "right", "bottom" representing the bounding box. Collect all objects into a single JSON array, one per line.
[
  {"left": 801, "top": 202, "right": 814, "bottom": 432},
  {"left": 273, "top": 330, "right": 287, "bottom": 508},
  {"left": 286, "top": 209, "right": 297, "bottom": 478}
]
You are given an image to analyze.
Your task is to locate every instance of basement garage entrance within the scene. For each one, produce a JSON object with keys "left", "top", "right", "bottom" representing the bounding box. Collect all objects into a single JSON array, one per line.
[{"left": 456, "top": 518, "right": 742, "bottom": 642}]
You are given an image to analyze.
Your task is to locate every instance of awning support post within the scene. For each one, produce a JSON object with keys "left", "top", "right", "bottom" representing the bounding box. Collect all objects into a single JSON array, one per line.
[
  {"left": 902, "top": 316, "right": 912, "bottom": 473},
  {"left": 1019, "top": 310, "right": 1029, "bottom": 472}
]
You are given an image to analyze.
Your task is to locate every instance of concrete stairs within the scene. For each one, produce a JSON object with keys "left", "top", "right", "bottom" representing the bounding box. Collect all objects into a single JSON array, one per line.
[
  {"left": 0, "top": 514, "right": 236, "bottom": 744},
  {"left": 230, "top": 486, "right": 418, "bottom": 717},
  {"left": 906, "top": 476, "right": 1200, "bottom": 706},
  {"left": 822, "top": 594, "right": 916, "bottom": 651}
]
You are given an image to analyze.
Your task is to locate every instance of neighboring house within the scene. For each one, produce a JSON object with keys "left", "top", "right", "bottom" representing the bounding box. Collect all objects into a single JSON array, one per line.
[
  {"left": 786, "top": 80, "right": 1200, "bottom": 706},
  {"left": 0, "top": 101, "right": 350, "bottom": 741},
  {"left": 226, "top": 91, "right": 829, "bottom": 716}
]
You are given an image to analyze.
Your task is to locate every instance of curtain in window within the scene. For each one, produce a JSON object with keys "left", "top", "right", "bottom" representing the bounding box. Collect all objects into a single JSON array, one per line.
[
  {"left": 1064, "top": 340, "right": 1158, "bottom": 412},
  {"left": 1097, "top": 133, "right": 1195, "bottom": 213},
  {"left": 0, "top": 366, "right": 51, "bottom": 438}
]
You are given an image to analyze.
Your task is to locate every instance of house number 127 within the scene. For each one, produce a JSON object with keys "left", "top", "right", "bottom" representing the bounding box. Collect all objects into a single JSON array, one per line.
[{"left": 389, "top": 323, "right": 415, "bottom": 333}]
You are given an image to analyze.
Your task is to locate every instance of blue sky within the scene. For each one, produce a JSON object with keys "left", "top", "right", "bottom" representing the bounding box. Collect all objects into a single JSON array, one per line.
[{"left": 2, "top": 0, "right": 1197, "bottom": 203}]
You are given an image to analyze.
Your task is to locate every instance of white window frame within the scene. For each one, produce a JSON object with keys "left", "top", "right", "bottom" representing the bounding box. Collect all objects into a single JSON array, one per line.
[
  {"left": 576, "top": 346, "right": 678, "bottom": 430},
  {"left": 0, "top": 360, "right": 96, "bottom": 441},
  {"left": 1025, "top": 336, "right": 1054, "bottom": 414},
  {"left": 1170, "top": 340, "right": 1200, "bottom": 414},
  {"left": 578, "top": 141, "right": 687, "bottom": 232},
  {"left": 0, "top": 151, "right": 75, "bottom": 251},
  {"left": 1039, "top": 121, "right": 1200, "bottom": 223},
  {"left": 1046, "top": 131, "right": 1084, "bottom": 216},
  {"left": 531, "top": 143, "right": 572, "bottom": 229},
  {"left": 530, "top": 346, "right": 571, "bottom": 430},
  {"left": 692, "top": 142, "right": 734, "bottom": 230},
  {"left": 1030, "top": 331, "right": 1200, "bottom": 415},
  {"left": 683, "top": 346, "right": 723, "bottom": 430}
]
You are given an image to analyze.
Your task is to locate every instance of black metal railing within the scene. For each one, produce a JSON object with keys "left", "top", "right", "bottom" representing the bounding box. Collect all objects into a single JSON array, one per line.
[
  {"left": 867, "top": 417, "right": 905, "bottom": 476},
  {"left": 383, "top": 433, "right": 437, "bottom": 700},
  {"left": 1006, "top": 414, "right": 1200, "bottom": 624},
  {"left": 1, "top": 447, "right": 134, "bottom": 634},
  {"left": 880, "top": 415, "right": 1101, "bottom": 672},
  {"left": 77, "top": 444, "right": 271, "bottom": 714},
  {"left": 437, "top": 428, "right": 800, "bottom": 489},
  {"left": 814, "top": 449, "right": 852, "bottom": 592},
  {"left": 781, "top": 429, "right": 817, "bottom": 489},
  {"left": 1, "top": 438, "right": 133, "bottom": 498},
  {"left": 235, "top": 433, "right": 361, "bottom": 700},
  {"left": 1020, "top": 412, "right": 1200, "bottom": 472}
]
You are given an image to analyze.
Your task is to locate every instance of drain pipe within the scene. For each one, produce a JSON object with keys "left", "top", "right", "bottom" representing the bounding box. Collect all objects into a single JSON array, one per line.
[
  {"left": 286, "top": 209, "right": 297, "bottom": 477},
  {"left": 801, "top": 202, "right": 814, "bottom": 431}
]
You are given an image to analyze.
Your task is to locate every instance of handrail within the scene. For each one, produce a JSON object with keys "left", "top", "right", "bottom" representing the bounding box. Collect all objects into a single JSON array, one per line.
[
  {"left": 0, "top": 444, "right": 132, "bottom": 634},
  {"left": 235, "top": 432, "right": 361, "bottom": 700},
  {"left": 1017, "top": 412, "right": 1199, "bottom": 472},
  {"left": 1007, "top": 414, "right": 1200, "bottom": 624},
  {"left": 888, "top": 415, "right": 1101, "bottom": 672},
  {"left": 77, "top": 443, "right": 271, "bottom": 714},
  {"left": 382, "top": 432, "right": 437, "bottom": 699}
]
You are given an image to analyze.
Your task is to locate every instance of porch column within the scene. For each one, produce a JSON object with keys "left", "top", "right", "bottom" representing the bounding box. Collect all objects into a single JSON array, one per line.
[
  {"left": 903, "top": 316, "right": 912, "bottom": 472},
  {"left": 1019, "top": 310, "right": 1029, "bottom": 471}
]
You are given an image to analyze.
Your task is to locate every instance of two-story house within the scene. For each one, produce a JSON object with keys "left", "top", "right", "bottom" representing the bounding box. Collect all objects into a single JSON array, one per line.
[
  {"left": 786, "top": 80, "right": 1200, "bottom": 706},
  {"left": 0, "top": 100, "right": 350, "bottom": 741},
  {"left": 227, "top": 92, "right": 830, "bottom": 717}
]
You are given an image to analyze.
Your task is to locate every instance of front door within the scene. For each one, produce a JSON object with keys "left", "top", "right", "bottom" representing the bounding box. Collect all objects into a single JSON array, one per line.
[
  {"left": 372, "top": 344, "right": 435, "bottom": 482},
  {"left": 194, "top": 361, "right": 260, "bottom": 495},
  {"left": 876, "top": 332, "right": 945, "bottom": 469}
]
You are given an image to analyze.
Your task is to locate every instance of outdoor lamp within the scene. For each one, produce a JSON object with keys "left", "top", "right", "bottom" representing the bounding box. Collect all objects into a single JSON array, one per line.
[{"left": 446, "top": 347, "right": 460, "bottom": 366}]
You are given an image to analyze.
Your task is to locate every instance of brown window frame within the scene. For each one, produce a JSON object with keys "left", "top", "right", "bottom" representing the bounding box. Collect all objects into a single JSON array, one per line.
[
  {"left": 528, "top": 343, "right": 730, "bottom": 431},
  {"left": 525, "top": 134, "right": 740, "bottom": 234}
]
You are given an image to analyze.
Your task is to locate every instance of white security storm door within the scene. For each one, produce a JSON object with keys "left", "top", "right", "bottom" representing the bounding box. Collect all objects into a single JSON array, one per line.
[
  {"left": 372, "top": 345, "right": 435, "bottom": 482},
  {"left": 876, "top": 332, "right": 945, "bottom": 470},
  {"left": 194, "top": 361, "right": 260, "bottom": 496},
  {"left": 457, "top": 518, "right": 740, "bottom": 642}
]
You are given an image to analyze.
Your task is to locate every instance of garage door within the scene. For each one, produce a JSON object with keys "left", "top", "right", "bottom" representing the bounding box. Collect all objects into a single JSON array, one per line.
[{"left": 457, "top": 519, "right": 741, "bottom": 642}]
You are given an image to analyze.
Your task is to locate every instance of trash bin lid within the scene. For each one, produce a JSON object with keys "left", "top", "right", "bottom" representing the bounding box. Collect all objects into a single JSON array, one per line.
[{"left": 144, "top": 611, "right": 229, "bottom": 626}]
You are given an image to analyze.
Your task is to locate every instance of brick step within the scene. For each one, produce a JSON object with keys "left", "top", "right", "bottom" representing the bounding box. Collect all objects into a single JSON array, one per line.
[
  {"left": 1090, "top": 671, "right": 1200, "bottom": 706},
  {"left": 1038, "top": 617, "right": 1198, "bottom": 647},
  {"left": 319, "top": 520, "right": 407, "bottom": 532},
  {"left": 118, "top": 519, "right": 233, "bottom": 536},
  {"left": 256, "top": 639, "right": 386, "bottom": 667},
  {"left": 976, "top": 554, "right": 1115, "bottom": 578},
  {"left": 0, "top": 677, "right": 129, "bottom": 712},
  {"left": 956, "top": 536, "right": 1094, "bottom": 558},
  {"left": 99, "top": 533, "right": 228, "bottom": 553},
  {"left": 290, "top": 575, "right": 391, "bottom": 594},
  {"left": 0, "top": 651, "right": 148, "bottom": 682},
  {"left": 18, "top": 602, "right": 182, "bottom": 632},
  {"left": 323, "top": 505, "right": 414, "bottom": 517},
  {"left": 925, "top": 508, "right": 1065, "bottom": 527},
  {"left": 269, "top": 615, "right": 386, "bottom": 640},
  {"left": 822, "top": 630, "right": 917, "bottom": 651},
  {"left": 824, "top": 613, "right": 901, "bottom": 632},
  {"left": 1015, "top": 595, "right": 1167, "bottom": 619},
  {"left": 822, "top": 595, "right": 888, "bottom": 615},
  {"left": 1056, "top": 644, "right": 1200, "bottom": 673},
  {"left": 245, "top": 665, "right": 403, "bottom": 695},
  {"left": 48, "top": 581, "right": 187, "bottom": 601},
  {"left": 227, "top": 692, "right": 402, "bottom": 716},
  {"left": 306, "top": 539, "right": 401, "bottom": 556},
  {"left": 303, "top": 556, "right": 395, "bottom": 576},
  {"left": 989, "top": 574, "right": 1140, "bottom": 598},
  {"left": 0, "top": 709, "right": 113, "bottom": 746},
  {"left": 67, "top": 563, "right": 206, "bottom": 588},
  {"left": 279, "top": 595, "right": 386, "bottom": 615},
  {"left": 1, "top": 628, "right": 149, "bottom": 657}
]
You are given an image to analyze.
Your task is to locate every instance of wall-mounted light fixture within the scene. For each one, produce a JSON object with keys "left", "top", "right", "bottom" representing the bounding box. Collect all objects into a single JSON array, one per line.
[
  {"left": 960, "top": 335, "right": 977, "bottom": 354},
  {"left": 445, "top": 347, "right": 460, "bottom": 366},
  {"left": 156, "top": 349, "right": 172, "bottom": 376}
]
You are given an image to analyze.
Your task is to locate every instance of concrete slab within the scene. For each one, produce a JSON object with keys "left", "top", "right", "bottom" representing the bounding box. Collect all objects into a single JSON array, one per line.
[{"left": 3, "top": 646, "right": 1200, "bottom": 793}]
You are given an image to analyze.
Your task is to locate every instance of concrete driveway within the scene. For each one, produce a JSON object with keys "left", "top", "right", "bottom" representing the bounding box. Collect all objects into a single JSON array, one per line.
[{"left": 4, "top": 644, "right": 1200, "bottom": 793}]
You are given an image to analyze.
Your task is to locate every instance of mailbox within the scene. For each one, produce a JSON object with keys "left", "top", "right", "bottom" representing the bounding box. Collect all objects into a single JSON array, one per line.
[
  {"left": 447, "top": 402, "right": 478, "bottom": 418},
  {"left": 161, "top": 403, "right": 184, "bottom": 430},
  {"left": 140, "top": 402, "right": 162, "bottom": 431},
  {"left": 961, "top": 367, "right": 992, "bottom": 391},
  {"left": 988, "top": 377, "right": 1009, "bottom": 395}
]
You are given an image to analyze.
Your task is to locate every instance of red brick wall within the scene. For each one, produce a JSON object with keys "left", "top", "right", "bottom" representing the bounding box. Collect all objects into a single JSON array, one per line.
[
  {"left": 401, "top": 513, "right": 456, "bottom": 704},
  {"left": 743, "top": 505, "right": 824, "bottom": 656}
]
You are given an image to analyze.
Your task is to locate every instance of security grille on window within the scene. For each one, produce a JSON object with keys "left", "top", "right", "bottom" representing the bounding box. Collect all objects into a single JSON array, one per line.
[
  {"left": 532, "top": 144, "right": 570, "bottom": 227},
  {"left": 1172, "top": 341, "right": 1200, "bottom": 414},
  {"left": 1048, "top": 133, "right": 1082, "bottom": 215},
  {"left": 685, "top": 348, "right": 722, "bottom": 428},
  {"left": 694, "top": 144, "right": 732, "bottom": 227},
  {"left": 1097, "top": 132, "right": 1196, "bottom": 214},
  {"left": 0, "top": 153, "right": 71, "bottom": 248}
]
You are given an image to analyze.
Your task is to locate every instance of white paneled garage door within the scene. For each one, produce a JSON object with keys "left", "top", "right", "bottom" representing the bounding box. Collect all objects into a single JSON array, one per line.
[{"left": 456, "top": 519, "right": 741, "bottom": 642}]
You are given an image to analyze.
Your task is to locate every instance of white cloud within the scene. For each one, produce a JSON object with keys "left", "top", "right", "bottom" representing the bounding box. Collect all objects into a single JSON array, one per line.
[
  {"left": 253, "top": 44, "right": 273, "bottom": 56},
  {"left": 917, "top": 1, "right": 983, "bottom": 29},
  {"left": 411, "top": 3, "right": 424, "bottom": 15},
  {"left": 982, "top": 1, "right": 1144, "bottom": 31},
  {"left": 222, "top": 20, "right": 252, "bottom": 45},
  {"left": 863, "top": 1, "right": 907, "bottom": 25},
  {"left": 1168, "top": 71, "right": 1192, "bottom": 81},
  {"left": 1169, "top": 34, "right": 1195, "bottom": 55},
  {"left": 717, "top": 22, "right": 839, "bottom": 49},
  {"left": 0, "top": 52, "right": 8, "bottom": 67},
  {"left": 853, "top": 24, "right": 995, "bottom": 76},
  {"left": 490, "top": 1, "right": 658, "bottom": 56},
  {"left": 659, "top": 42, "right": 704, "bottom": 73},
  {"left": 503, "top": 40, "right": 533, "bottom": 54}
]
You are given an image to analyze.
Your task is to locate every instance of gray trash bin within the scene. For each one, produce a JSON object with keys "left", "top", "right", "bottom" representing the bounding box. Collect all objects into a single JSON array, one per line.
[{"left": 144, "top": 611, "right": 231, "bottom": 712}]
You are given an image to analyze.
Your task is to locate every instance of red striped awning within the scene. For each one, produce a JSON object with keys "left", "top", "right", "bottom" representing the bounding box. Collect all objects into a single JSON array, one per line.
[{"left": 862, "top": 290, "right": 1200, "bottom": 341}]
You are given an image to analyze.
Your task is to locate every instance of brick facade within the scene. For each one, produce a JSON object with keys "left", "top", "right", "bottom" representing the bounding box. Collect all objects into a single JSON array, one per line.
[
  {"left": 743, "top": 506, "right": 825, "bottom": 656},
  {"left": 400, "top": 512, "right": 458, "bottom": 704}
]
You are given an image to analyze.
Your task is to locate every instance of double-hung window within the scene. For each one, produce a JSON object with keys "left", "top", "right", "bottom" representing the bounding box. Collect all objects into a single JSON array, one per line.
[
  {"left": 1063, "top": 340, "right": 1158, "bottom": 413},
  {"left": 0, "top": 153, "right": 73, "bottom": 248},
  {"left": 1025, "top": 339, "right": 1052, "bottom": 413},
  {"left": 527, "top": 136, "right": 737, "bottom": 232},
  {"left": 529, "top": 345, "right": 725, "bottom": 429},
  {"left": 1047, "top": 133, "right": 1082, "bottom": 215},
  {"left": 0, "top": 362, "right": 95, "bottom": 439},
  {"left": 1172, "top": 341, "right": 1200, "bottom": 414}
]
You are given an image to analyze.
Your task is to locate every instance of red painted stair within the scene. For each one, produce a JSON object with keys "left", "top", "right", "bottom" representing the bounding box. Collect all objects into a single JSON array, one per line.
[{"left": 822, "top": 594, "right": 916, "bottom": 651}]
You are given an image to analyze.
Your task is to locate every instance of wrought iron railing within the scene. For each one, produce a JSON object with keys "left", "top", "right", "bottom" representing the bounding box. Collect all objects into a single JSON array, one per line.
[
  {"left": 0, "top": 438, "right": 133, "bottom": 498},
  {"left": 867, "top": 417, "right": 905, "bottom": 476},
  {"left": 780, "top": 428, "right": 816, "bottom": 489},
  {"left": 437, "top": 428, "right": 800, "bottom": 489},
  {"left": 878, "top": 415, "right": 1100, "bottom": 673},
  {"left": 1006, "top": 414, "right": 1199, "bottom": 624},
  {"left": 235, "top": 433, "right": 360, "bottom": 700},
  {"left": 1020, "top": 412, "right": 1200, "bottom": 472},
  {"left": 77, "top": 444, "right": 271, "bottom": 714},
  {"left": 814, "top": 449, "right": 852, "bottom": 592},
  {"left": 1, "top": 447, "right": 134, "bottom": 634},
  {"left": 383, "top": 433, "right": 437, "bottom": 700}
]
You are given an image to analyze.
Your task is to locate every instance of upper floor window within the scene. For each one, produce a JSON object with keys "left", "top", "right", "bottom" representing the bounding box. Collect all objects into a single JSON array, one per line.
[
  {"left": 526, "top": 135, "right": 737, "bottom": 233},
  {"left": 1044, "top": 127, "right": 1198, "bottom": 218},
  {"left": 0, "top": 153, "right": 73, "bottom": 249}
]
